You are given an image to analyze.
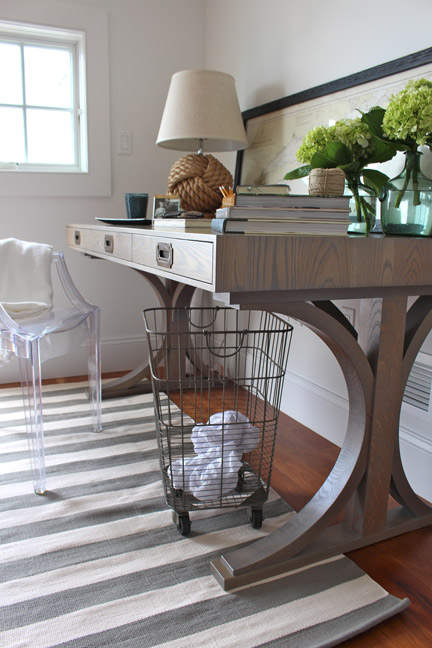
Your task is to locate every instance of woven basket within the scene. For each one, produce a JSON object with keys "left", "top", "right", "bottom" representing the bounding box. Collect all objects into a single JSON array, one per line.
[{"left": 309, "top": 168, "right": 345, "bottom": 196}]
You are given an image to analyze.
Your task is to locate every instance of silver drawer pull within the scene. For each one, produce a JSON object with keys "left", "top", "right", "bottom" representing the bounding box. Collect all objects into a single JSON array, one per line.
[
  {"left": 104, "top": 235, "right": 114, "bottom": 253},
  {"left": 74, "top": 230, "right": 81, "bottom": 245},
  {"left": 156, "top": 242, "right": 173, "bottom": 268}
]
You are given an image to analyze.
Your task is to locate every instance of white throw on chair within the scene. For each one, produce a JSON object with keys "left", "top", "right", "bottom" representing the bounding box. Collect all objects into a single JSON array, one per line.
[{"left": 0, "top": 238, "right": 102, "bottom": 494}]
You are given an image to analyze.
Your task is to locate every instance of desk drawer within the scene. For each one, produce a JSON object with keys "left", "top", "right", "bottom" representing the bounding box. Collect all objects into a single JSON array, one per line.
[
  {"left": 132, "top": 234, "right": 213, "bottom": 284},
  {"left": 67, "top": 227, "right": 132, "bottom": 261}
]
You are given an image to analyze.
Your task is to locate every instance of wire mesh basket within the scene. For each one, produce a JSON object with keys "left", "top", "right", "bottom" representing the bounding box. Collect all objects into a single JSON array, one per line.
[{"left": 143, "top": 306, "right": 293, "bottom": 535}]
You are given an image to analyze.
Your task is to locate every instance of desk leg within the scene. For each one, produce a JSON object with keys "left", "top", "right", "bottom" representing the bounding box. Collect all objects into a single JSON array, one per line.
[
  {"left": 346, "top": 296, "right": 408, "bottom": 534},
  {"left": 102, "top": 273, "right": 195, "bottom": 399},
  {"left": 211, "top": 300, "right": 374, "bottom": 588},
  {"left": 346, "top": 296, "right": 432, "bottom": 530},
  {"left": 211, "top": 297, "right": 432, "bottom": 590}
]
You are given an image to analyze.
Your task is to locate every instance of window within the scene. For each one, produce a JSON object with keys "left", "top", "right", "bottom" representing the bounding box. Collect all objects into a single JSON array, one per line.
[
  {"left": 0, "top": 1, "right": 110, "bottom": 197},
  {"left": 0, "top": 21, "right": 86, "bottom": 172}
]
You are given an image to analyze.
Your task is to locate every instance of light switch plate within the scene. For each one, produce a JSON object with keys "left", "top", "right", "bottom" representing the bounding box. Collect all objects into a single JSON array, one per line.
[{"left": 118, "top": 130, "right": 132, "bottom": 155}]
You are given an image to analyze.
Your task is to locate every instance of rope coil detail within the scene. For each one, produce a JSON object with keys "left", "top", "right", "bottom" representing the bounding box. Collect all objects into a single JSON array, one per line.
[{"left": 167, "top": 154, "right": 233, "bottom": 214}]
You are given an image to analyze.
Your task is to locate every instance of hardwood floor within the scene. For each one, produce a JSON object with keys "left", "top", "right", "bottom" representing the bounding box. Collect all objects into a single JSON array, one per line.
[
  {"left": 3, "top": 373, "right": 431, "bottom": 646},
  {"left": 271, "top": 410, "right": 432, "bottom": 648}
]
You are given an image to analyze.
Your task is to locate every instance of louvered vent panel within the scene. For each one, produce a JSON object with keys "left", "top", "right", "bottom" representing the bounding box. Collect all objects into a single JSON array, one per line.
[{"left": 403, "top": 360, "right": 432, "bottom": 411}]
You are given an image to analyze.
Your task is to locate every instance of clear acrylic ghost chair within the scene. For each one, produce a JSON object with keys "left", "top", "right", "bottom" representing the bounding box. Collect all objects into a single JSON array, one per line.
[{"left": 0, "top": 252, "right": 102, "bottom": 494}]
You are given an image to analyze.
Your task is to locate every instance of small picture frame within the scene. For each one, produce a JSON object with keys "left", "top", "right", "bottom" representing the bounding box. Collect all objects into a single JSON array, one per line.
[{"left": 153, "top": 195, "right": 181, "bottom": 219}]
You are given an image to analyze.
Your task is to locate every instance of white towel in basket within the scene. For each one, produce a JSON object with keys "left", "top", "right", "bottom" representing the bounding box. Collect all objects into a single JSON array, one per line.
[
  {"left": 191, "top": 410, "right": 260, "bottom": 454},
  {"left": 169, "top": 449, "right": 242, "bottom": 501},
  {"left": 169, "top": 411, "right": 260, "bottom": 501},
  {"left": 188, "top": 450, "right": 242, "bottom": 500}
]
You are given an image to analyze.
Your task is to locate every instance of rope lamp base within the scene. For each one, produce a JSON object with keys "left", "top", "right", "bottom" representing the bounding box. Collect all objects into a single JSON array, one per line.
[{"left": 167, "top": 153, "right": 233, "bottom": 216}]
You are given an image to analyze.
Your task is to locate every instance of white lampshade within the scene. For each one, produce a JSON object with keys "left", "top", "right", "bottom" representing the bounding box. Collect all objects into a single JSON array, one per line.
[{"left": 156, "top": 69, "right": 248, "bottom": 153}]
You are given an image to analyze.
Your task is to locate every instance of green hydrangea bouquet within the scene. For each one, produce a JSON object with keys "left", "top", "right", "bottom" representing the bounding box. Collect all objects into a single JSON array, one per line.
[
  {"left": 362, "top": 79, "right": 432, "bottom": 216},
  {"left": 285, "top": 114, "right": 397, "bottom": 231}
]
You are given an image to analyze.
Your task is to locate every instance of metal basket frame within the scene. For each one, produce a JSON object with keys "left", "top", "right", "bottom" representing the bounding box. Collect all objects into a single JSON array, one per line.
[{"left": 143, "top": 307, "right": 293, "bottom": 529}]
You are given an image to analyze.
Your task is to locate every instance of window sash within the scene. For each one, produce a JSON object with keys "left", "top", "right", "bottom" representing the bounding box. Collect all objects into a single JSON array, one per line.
[{"left": 0, "top": 20, "right": 86, "bottom": 173}]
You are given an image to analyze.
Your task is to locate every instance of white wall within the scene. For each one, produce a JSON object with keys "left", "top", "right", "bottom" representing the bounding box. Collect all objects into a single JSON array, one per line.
[
  {"left": 204, "top": 0, "right": 432, "bottom": 110},
  {"left": 0, "top": 0, "right": 206, "bottom": 380}
]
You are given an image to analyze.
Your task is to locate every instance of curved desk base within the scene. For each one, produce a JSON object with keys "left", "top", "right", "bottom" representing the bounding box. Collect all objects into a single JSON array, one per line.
[
  {"left": 210, "top": 295, "right": 432, "bottom": 590},
  {"left": 100, "top": 273, "right": 432, "bottom": 590}
]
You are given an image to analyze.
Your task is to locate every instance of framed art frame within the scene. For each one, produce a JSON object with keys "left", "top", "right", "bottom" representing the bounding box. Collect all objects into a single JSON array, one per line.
[{"left": 234, "top": 48, "right": 432, "bottom": 193}]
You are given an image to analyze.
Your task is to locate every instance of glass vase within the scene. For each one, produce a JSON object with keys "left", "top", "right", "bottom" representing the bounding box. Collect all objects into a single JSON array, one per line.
[
  {"left": 344, "top": 174, "right": 376, "bottom": 235},
  {"left": 380, "top": 151, "right": 432, "bottom": 236}
]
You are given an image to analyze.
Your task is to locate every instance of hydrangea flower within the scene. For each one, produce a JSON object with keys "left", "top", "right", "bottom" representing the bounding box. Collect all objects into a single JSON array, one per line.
[
  {"left": 296, "top": 124, "right": 336, "bottom": 163},
  {"left": 332, "top": 118, "right": 374, "bottom": 160},
  {"left": 382, "top": 78, "right": 432, "bottom": 148},
  {"left": 296, "top": 118, "right": 374, "bottom": 164}
]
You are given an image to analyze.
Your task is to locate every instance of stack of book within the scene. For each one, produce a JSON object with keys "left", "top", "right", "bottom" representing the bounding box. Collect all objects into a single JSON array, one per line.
[
  {"left": 212, "top": 193, "right": 351, "bottom": 235},
  {"left": 152, "top": 218, "right": 212, "bottom": 230}
]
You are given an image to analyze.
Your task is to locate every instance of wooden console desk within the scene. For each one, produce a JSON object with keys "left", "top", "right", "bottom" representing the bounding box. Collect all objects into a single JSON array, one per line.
[{"left": 67, "top": 222, "right": 432, "bottom": 590}]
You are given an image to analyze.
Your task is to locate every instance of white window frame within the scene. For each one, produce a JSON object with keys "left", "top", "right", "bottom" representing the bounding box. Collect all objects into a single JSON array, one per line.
[
  {"left": 0, "top": 21, "right": 87, "bottom": 173},
  {"left": 0, "top": 1, "right": 111, "bottom": 197}
]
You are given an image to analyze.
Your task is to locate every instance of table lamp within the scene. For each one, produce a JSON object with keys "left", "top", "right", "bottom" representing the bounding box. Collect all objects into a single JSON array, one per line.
[{"left": 156, "top": 69, "right": 248, "bottom": 215}]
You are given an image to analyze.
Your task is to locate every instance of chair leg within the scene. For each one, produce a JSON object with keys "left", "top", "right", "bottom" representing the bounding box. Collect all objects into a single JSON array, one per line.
[
  {"left": 87, "top": 308, "right": 102, "bottom": 432},
  {"left": 18, "top": 341, "right": 46, "bottom": 495}
]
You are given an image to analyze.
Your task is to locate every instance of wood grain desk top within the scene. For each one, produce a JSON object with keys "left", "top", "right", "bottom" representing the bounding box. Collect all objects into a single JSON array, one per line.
[{"left": 67, "top": 223, "right": 432, "bottom": 301}]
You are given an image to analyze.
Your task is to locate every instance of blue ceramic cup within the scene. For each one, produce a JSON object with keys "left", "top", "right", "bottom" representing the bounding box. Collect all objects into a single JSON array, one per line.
[{"left": 125, "top": 193, "right": 148, "bottom": 219}]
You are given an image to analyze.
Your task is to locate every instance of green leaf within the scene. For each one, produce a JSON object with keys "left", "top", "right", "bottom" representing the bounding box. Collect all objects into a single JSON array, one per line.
[
  {"left": 310, "top": 150, "right": 336, "bottom": 168},
  {"left": 361, "top": 107, "right": 386, "bottom": 137},
  {"left": 284, "top": 164, "right": 311, "bottom": 180},
  {"left": 327, "top": 141, "right": 353, "bottom": 164},
  {"left": 362, "top": 168, "right": 389, "bottom": 195},
  {"left": 338, "top": 161, "right": 362, "bottom": 173},
  {"left": 361, "top": 107, "right": 414, "bottom": 153},
  {"left": 310, "top": 142, "right": 353, "bottom": 168},
  {"left": 365, "top": 136, "right": 398, "bottom": 164}
]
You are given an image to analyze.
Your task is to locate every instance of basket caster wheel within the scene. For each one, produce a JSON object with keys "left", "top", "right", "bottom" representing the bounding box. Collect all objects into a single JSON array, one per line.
[
  {"left": 172, "top": 511, "right": 191, "bottom": 536},
  {"left": 235, "top": 471, "right": 244, "bottom": 493},
  {"left": 249, "top": 508, "right": 263, "bottom": 529}
]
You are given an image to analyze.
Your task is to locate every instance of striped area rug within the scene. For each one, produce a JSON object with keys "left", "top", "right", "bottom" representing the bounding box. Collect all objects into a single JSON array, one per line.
[{"left": 0, "top": 382, "right": 409, "bottom": 648}]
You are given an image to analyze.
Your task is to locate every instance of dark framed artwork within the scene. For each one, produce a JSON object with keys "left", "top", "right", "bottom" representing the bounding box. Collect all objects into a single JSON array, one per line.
[{"left": 234, "top": 48, "right": 432, "bottom": 193}]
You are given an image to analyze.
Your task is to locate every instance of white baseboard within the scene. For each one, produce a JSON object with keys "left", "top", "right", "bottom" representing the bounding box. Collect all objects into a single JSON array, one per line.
[
  {"left": 0, "top": 335, "right": 149, "bottom": 383},
  {"left": 281, "top": 369, "right": 348, "bottom": 447},
  {"left": 281, "top": 368, "right": 432, "bottom": 502}
]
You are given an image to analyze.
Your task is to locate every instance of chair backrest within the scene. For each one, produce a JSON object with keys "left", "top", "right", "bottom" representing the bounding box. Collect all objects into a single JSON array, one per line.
[
  {"left": 0, "top": 238, "right": 54, "bottom": 320},
  {"left": 51, "top": 251, "right": 95, "bottom": 312},
  {"left": 0, "top": 245, "right": 98, "bottom": 365}
]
